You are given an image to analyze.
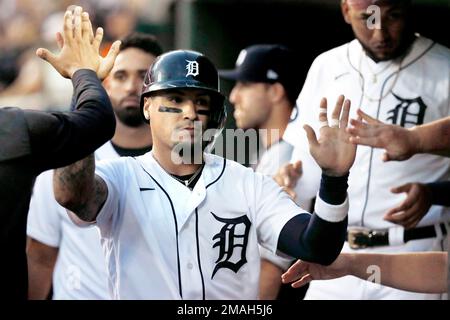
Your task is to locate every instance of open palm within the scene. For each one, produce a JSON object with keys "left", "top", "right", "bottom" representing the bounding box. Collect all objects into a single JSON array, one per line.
[
  {"left": 36, "top": 7, "right": 120, "bottom": 79},
  {"left": 304, "top": 95, "right": 356, "bottom": 177}
]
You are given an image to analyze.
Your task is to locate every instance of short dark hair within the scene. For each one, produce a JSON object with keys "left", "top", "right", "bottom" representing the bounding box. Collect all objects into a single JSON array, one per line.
[{"left": 120, "top": 32, "right": 163, "bottom": 57}]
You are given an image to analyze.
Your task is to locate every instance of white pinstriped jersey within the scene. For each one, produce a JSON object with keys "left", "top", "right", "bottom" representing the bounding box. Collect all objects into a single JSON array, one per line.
[
  {"left": 255, "top": 140, "right": 295, "bottom": 270},
  {"left": 94, "top": 152, "right": 347, "bottom": 299},
  {"left": 284, "top": 35, "right": 450, "bottom": 299}
]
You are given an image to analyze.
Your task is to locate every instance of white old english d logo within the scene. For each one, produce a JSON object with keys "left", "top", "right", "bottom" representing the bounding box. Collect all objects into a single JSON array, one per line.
[{"left": 186, "top": 60, "right": 199, "bottom": 77}]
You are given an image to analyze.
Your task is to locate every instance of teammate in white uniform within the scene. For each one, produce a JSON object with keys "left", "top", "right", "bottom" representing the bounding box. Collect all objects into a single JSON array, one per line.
[
  {"left": 52, "top": 49, "right": 356, "bottom": 300},
  {"left": 26, "top": 33, "right": 161, "bottom": 299},
  {"left": 220, "top": 44, "right": 302, "bottom": 299},
  {"left": 282, "top": 0, "right": 450, "bottom": 299},
  {"left": 283, "top": 115, "right": 450, "bottom": 295}
]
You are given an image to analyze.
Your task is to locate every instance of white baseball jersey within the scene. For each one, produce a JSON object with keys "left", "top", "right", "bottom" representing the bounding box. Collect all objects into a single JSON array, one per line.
[
  {"left": 284, "top": 35, "right": 450, "bottom": 299},
  {"left": 255, "top": 139, "right": 293, "bottom": 177},
  {"left": 255, "top": 140, "right": 295, "bottom": 270},
  {"left": 27, "top": 142, "right": 119, "bottom": 299},
  {"left": 94, "top": 151, "right": 347, "bottom": 299}
]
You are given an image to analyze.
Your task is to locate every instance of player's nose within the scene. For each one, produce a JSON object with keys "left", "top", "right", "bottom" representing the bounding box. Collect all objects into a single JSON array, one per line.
[
  {"left": 229, "top": 86, "right": 240, "bottom": 104},
  {"left": 182, "top": 100, "right": 198, "bottom": 120}
]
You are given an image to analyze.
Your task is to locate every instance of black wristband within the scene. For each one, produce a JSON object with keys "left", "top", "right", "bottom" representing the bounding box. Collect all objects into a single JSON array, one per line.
[{"left": 319, "top": 172, "right": 349, "bottom": 205}]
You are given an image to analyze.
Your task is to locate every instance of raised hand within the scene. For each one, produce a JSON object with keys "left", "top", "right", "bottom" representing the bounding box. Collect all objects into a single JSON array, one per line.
[
  {"left": 36, "top": 6, "right": 121, "bottom": 79},
  {"left": 304, "top": 95, "right": 356, "bottom": 177},
  {"left": 347, "top": 109, "right": 418, "bottom": 162},
  {"left": 384, "top": 183, "right": 432, "bottom": 229}
]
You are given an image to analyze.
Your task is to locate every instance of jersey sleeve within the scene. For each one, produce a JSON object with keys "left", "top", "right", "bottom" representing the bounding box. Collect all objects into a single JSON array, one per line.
[
  {"left": 259, "top": 245, "right": 293, "bottom": 271},
  {"left": 23, "top": 69, "right": 115, "bottom": 172},
  {"left": 276, "top": 174, "right": 349, "bottom": 265},
  {"left": 252, "top": 173, "right": 305, "bottom": 255},
  {"left": 27, "top": 170, "right": 62, "bottom": 248},
  {"left": 253, "top": 167, "right": 349, "bottom": 265},
  {"left": 94, "top": 159, "right": 126, "bottom": 239}
]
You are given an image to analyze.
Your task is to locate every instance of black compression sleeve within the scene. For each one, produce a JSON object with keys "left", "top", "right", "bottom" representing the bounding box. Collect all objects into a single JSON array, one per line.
[
  {"left": 276, "top": 173, "right": 348, "bottom": 265},
  {"left": 25, "top": 69, "right": 115, "bottom": 171},
  {"left": 427, "top": 181, "right": 450, "bottom": 206},
  {"left": 319, "top": 173, "right": 349, "bottom": 204},
  {"left": 277, "top": 213, "right": 347, "bottom": 265}
]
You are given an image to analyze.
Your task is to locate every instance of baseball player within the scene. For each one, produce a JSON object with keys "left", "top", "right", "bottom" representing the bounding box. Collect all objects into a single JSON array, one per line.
[
  {"left": 0, "top": 6, "right": 120, "bottom": 299},
  {"left": 280, "top": 0, "right": 450, "bottom": 299},
  {"left": 53, "top": 49, "right": 355, "bottom": 299},
  {"left": 26, "top": 33, "right": 162, "bottom": 300},
  {"left": 219, "top": 44, "right": 303, "bottom": 299}
]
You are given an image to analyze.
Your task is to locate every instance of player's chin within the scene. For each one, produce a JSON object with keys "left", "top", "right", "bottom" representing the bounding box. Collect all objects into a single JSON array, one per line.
[
  {"left": 235, "top": 119, "right": 252, "bottom": 130},
  {"left": 371, "top": 46, "right": 398, "bottom": 61}
]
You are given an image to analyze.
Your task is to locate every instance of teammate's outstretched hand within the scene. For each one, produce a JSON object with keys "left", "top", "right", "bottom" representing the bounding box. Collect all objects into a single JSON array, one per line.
[
  {"left": 36, "top": 6, "right": 121, "bottom": 79},
  {"left": 384, "top": 182, "right": 432, "bottom": 229},
  {"left": 281, "top": 255, "right": 349, "bottom": 288},
  {"left": 347, "top": 109, "right": 418, "bottom": 162},
  {"left": 304, "top": 95, "right": 356, "bottom": 177},
  {"left": 273, "top": 160, "right": 302, "bottom": 200}
]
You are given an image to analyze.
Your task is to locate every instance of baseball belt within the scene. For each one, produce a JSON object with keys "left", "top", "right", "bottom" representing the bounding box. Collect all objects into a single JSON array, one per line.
[{"left": 347, "top": 222, "right": 450, "bottom": 250}]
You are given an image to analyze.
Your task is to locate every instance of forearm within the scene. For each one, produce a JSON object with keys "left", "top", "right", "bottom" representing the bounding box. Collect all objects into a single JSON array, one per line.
[
  {"left": 412, "top": 117, "right": 450, "bottom": 157},
  {"left": 348, "top": 252, "right": 447, "bottom": 294},
  {"left": 277, "top": 174, "right": 348, "bottom": 265},
  {"left": 26, "top": 238, "right": 58, "bottom": 300},
  {"left": 54, "top": 154, "right": 105, "bottom": 222},
  {"left": 259, "top": 259, "right": 283, "bottom": 300},
  {"left": 27, "top": 261, "right": 54, "bottom": 300}
]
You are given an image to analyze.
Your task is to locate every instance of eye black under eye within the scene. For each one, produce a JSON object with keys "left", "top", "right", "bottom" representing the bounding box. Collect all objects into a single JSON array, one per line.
[
  {"left": 159, "top": 106, "right": 182, "bottom": 113},
  {"left": 197, "top": 109, "right": 210, "bottom": 116}
]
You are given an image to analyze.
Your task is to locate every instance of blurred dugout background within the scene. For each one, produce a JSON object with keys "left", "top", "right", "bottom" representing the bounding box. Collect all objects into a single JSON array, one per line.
[{"left": 0, "top": 0, "right": 448, "bottom": 162}]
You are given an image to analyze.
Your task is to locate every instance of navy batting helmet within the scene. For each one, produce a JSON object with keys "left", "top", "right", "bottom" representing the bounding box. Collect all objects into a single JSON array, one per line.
[{"left": 140, "top": 50, "right": 226, "bottom": 130}]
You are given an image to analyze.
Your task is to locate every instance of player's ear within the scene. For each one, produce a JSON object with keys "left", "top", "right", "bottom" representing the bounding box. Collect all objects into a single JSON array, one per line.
[
  {"left": 268, "top": 83, "right": 285, "bottom": 104},
  {"left": 143, "top": 97, "right": 151, "bottom": 120},
  {"left": 341, "top": 0, "right": 352, "bottom": 24}
]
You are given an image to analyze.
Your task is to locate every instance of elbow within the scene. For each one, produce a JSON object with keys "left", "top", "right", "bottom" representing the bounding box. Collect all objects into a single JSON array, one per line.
[
  {"left": 53, "top": 183, "right": 85, "bottom": 216},
  {"left": 314, "top": 242, "right": 344, "bottom": 266},
  {"left": 54, "top": 193, "right": 93, "bottom": 222},
  {"left": 302, "top": 218, "right": 347, "bottom": 266},
  {"left": 300, "top": 241, "right": 344, "bottom": 266},
  {"left": 54, "top": 190, "right": 78, "bottom": 213}
]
